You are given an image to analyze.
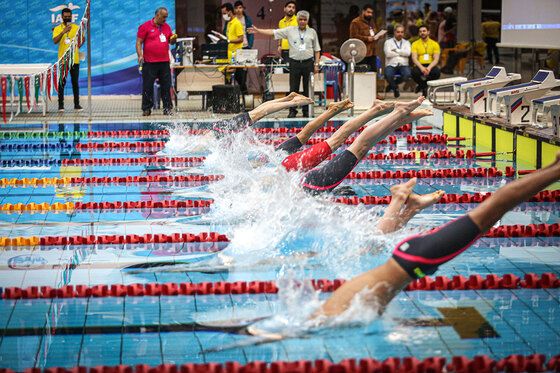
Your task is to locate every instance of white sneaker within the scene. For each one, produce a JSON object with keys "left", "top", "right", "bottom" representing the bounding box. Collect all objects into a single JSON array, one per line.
[{"left": 58, "top": 108, "right": 64, "bottom": 112}]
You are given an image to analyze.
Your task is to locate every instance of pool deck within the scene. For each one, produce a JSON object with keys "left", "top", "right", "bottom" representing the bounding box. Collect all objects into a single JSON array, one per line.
[{"left": 1, "top": 92, "right": 425, "bottom": 126}]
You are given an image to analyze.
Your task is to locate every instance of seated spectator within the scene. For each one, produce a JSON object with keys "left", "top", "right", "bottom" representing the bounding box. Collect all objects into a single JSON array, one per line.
[
  {"left": 410, "top": 24, "right": 440, "bottom": 97},
  {"left": 383, "top": 24, "right": 411, "bottom": 98}
]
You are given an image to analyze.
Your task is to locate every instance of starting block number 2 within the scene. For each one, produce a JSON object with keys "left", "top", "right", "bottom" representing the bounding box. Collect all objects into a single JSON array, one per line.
[{"left": 521, "top": 105, "right": 530, "bottom": 123}]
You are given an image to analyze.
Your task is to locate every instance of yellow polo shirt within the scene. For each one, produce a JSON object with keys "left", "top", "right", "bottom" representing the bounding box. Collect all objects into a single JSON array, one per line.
[
  {"left": 278, "top": 15, "right": 297, "bottom": 50},
  {"left": 411, "top": 38, "right": 440, "bottom": 64},
  {"left": 226, "top": 17, "right": 244, "bottom": 60},
  {"left": 53, "top": 23, "right": 80, "bottom": 64}
]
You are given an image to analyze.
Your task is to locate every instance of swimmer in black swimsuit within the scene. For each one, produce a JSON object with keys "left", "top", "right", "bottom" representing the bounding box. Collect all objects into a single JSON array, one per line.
[
  {"left": 313, "top": 151, "right": 560, "bottom": 318},
  {"left": 194, "top": 92, "right": 313, "bottom": 150},
  {"left": 300, "top": 96, "right": 431, "bottom": 194}
]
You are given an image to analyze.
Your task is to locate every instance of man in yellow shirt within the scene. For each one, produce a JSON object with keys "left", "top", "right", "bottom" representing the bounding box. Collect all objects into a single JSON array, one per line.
[
  {"left": 482, "top": 16, "right": 501, "bottom": 64},
  {"left": 410, "top": 24, "right": 440, "bottom": 97},
  {"left": 278, "top": 1, "right": 297, "bottom": 62},
  {"left": 221, "top": 3, "right": 247, "bottom": 94},
  {"left": 52, "top": 7, "right": 82, "bottom": 112}
]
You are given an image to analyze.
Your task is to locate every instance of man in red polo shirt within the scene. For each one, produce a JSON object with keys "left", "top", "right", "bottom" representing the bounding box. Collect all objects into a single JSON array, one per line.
[{"left": 136, "top": 7, "right": 177, "bottom": 116}]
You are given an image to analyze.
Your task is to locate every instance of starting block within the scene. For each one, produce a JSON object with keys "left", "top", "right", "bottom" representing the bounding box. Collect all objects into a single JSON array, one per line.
[
  {"left": 453, "top": 66, "right": 521, "bottom": 114},
  {"left": 427, "top": 76, "right": 467, "bottom": 105},
  {"left": 488, "top": 70, "right": 560, "bottom": 125},
  {"left": 531, "top": 94, "right": 560, "bottom": 137}
]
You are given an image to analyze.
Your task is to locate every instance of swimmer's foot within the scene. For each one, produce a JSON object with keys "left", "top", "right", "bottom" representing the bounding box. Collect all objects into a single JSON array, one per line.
[
  {"left": 291, "top": 95, "right": 314, "bottom": 106},
  {"left": 398, "top": 109, "right": 434, "bottom": 125},
  {"left": 390, "top": 177, "right": 417, "bottom": 202},
  {"left": 327, "top": 98, "right": 354, "bottom": 113},
  {"left": 281, "top": 92, "right": 300, "bottom": 102},
  {"left": 406, "top": 189, "right": 445, "bottom": 212},
  {"left": 394, "top": 96, "right": 425, "bottom": 115},
  {"left": 371, "top": 100, "right": 395, "bottom": 114}
]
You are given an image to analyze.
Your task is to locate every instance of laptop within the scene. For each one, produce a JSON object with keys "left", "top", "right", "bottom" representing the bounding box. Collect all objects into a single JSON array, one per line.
[{"left": 235, "top": 49, "right": 258, "bottom": 64}]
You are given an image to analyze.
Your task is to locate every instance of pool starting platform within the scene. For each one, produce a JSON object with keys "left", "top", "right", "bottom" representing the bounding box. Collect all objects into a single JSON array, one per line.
[
  {"left": 488, "top": 70, "right": 560, "bottom": 125},
  {"left": 531, "top": 94, "right": 560, "bottom": 137},
  {"left": 453, "top": 67, "right": 522, "bottom": 114},
  {"left": 434, "top": 70, "right": 560, "bottom": 169}
]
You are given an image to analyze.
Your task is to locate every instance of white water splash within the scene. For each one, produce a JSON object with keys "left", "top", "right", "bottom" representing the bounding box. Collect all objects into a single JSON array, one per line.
[{"left": 161, "top": 124, "right": 415, "bottom": 280}]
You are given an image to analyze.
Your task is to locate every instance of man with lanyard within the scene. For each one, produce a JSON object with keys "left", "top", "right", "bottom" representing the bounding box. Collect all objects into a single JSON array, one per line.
[
  {"left": 349, "top": 4, "right": 380, "bottom": 73},
  {"left": 383, "top": 24, "right": 411, "bottom": 98},
  {"left": 410, "top": 24, "right": 440, "bottom": 97},
  {"left": 278, "top": 1, "right": 297, "bottom": 63},
  {"left": 221, "top": 3, "right": 246, "bottom": 95},
  {"left": 249, "top": 11, "right": 321, "bottom": 118},
  {"left": 136, "top": 7, "right": 177, "bottom": 116},
  {"left": 52, "top": 7, "right": 82, "bottom": 112}
]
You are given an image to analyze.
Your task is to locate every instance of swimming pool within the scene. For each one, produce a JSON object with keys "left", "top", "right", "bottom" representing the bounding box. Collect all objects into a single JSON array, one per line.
[{"left": 0, "top": 116, "right": 559, "bottom": 371}]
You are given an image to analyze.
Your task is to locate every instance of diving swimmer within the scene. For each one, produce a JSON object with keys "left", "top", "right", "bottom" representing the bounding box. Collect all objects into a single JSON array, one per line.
[{"left": 313, "top": 150, "right": 560, "bottom": 318}]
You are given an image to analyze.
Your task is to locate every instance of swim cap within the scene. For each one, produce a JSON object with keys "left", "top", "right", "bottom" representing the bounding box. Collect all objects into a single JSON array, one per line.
[{"left": 247, "top": 151, "right": 270, "bottom": 167}]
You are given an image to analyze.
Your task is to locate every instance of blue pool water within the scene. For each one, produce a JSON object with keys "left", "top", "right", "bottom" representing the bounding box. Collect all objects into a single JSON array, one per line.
[{"left": 0, "top": 118, "right": 559, "bottom": 370}]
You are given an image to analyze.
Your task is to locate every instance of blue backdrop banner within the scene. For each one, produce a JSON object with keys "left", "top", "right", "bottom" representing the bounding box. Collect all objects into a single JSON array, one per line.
[{"left": 0, "top": 1, "right": 176, "bottom": 95}]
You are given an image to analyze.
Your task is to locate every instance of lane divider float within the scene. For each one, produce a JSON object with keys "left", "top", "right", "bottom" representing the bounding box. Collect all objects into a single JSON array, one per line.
[
  {"left": 0, "top": 174, "right": 223, "bottom": 188},
  {"left": 2, "top": 272, "right": 558, "bottom": 299},
  {"left": 0, "top": 199, "right": 213, "bottom": 214},
  {"left": 3, "top": 190, "right": 557, "bottom": 214},
  {"left": 1, "top": 223, "right": 558, "bottom": 248},
  {"left": 0, "top": 231, "right": 228, "bottom": 249},
  {"left": 0, "top": 354, "right": 557, "bottom": 373}
]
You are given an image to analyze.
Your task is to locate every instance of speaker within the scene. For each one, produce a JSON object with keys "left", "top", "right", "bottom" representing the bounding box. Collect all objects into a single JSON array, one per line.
[{"left": 212, "top": 85, "right": 241, "bottom": 114}]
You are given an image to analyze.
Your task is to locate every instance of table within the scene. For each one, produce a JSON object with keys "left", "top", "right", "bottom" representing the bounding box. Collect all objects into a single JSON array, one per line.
[{"left": 174, "top": 64, "right": 325, "bottom": 111}]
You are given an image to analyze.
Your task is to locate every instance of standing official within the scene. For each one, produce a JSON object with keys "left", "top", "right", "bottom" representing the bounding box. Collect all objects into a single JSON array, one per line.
[
  {"left": 249, "top": 11, "right": 321, "bottom": 118},
  {"left": 410, "top": 24, "right": 440, "bottom": 97},
  {"left": 52, "top": 7, "right": 82, "bottom": 112},
  {"left": 278, "top": 1, "right": 298, "bottom": 63},
  {"left": 383, "top": 25, "right": 411, "bottom": 98},
  {"left": 349, "top": 4, "right": 379, "bottom": 72},
  {"left": 136, "top": 7, "right": 177, "bottom": 116},
  {"left": 221, "top": 3, "right": 247, "bottom": 95}
]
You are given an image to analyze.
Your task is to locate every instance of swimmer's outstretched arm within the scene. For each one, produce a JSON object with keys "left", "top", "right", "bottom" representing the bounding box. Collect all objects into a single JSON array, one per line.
[
  {"left": 248, "top": 93, "right": 313, "bottom": 122},
  {"left": 324, "top": 101, "right": 395, "bottom": 153},
  {"left": 314, "top": 151, "right": 560, "bottom": 318}
]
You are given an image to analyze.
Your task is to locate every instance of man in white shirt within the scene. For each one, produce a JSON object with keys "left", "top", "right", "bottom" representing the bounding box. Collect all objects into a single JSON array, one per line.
[{"left": 383, "top": 25, "right": 411, "bottom": 98}]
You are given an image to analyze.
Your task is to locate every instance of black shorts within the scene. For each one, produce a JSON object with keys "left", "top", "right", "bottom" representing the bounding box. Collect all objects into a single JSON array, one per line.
[
  {"left": 299, "top": 150, "right": 359, "bottom": 195},
  {"left": 392, "top": 215, "right": 482, "bottom": 279},
  {"left": 275, "top": 136, "right": 303, "bottom": 155},
  {"left": 211, "top": 112, "right": 252, "bottom": 138}
]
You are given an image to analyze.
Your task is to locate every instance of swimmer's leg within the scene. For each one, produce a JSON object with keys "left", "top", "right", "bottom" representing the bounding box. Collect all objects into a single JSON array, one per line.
[
  {"left": 248, "top": 94, "right": 313, "bottom": 122},
  {"left": 295, "top": 99, "right": 354, "bottom": 145},
  {"left": 300, "top": 100, "right": 430, "bottom": 194},
  {"left": 394, "top": 188, "right": 445, "bottom": 230},
  {"left": 275, "top": 99, "right": 353, "bottom": 155},
  {"left": 314, "top": 151, "right": 560, "bottom": 318},
  {"left": 210, "top": 95, "right": 314, "bottom": 139},
  {"left": 325, "top": 100, "right": 395, "bottom": 153},
  {"left": 346, "top": 97, "right": 426, "bottom": 160},
  {"left": 375, "top": 178, "right": 417, "bottom": 234}
]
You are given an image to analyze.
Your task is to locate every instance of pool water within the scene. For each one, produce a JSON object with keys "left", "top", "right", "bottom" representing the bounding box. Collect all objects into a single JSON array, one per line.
[{"left": 0, "top": 118, "right": 559, "bottom": 370}]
